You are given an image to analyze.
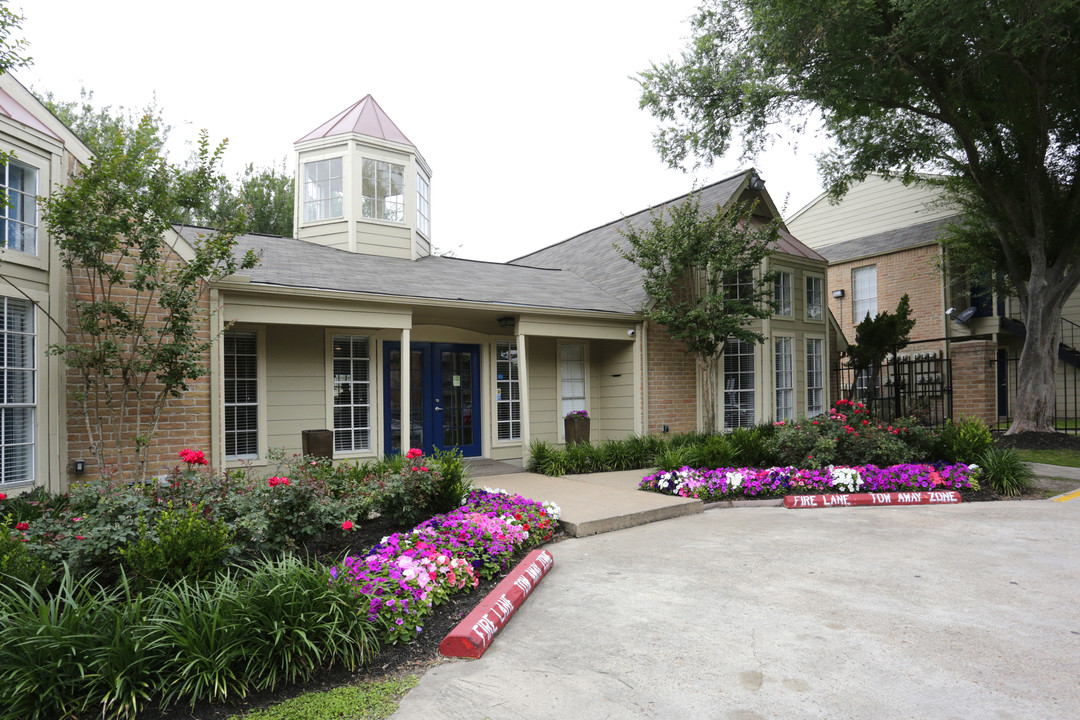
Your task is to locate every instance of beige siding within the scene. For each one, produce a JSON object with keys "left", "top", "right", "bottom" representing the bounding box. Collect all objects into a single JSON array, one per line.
[
  {"left": 526, "top": 336, "right": 557, "bottom": 443},
  {"left": 591, "top": 340, "right": 635, "bottom": 440},
  {"left": 787, "top": 175, "right": 958, "bottom": 250},
  {"left": 264, "top": 326, "right": 327, "bottom": 454},
  {"left": 356, "top": 223, "right": 411, "bottom": 258}
]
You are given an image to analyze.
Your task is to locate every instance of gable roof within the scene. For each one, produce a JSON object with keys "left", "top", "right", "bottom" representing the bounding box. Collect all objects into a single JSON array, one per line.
[
  {"left": 510, "top": 170, "right": 824, "bottom": 308},
  {"left": 0, "top": 85, "right": 60, "bottom": 140},
  {"left": 182, "top": 228, "right": 637, "bottom": 315},
  {"left": 820, "top": 216, "right": 958, "bottom": 263},
  {"left": 296, "top": 95, "right": 414, "bottom": 146}
]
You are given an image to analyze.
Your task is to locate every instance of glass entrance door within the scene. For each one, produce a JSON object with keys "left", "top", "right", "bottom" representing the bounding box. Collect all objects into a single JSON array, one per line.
[{"left": 384, "top": 342, "right": 481, "bottom": 456}]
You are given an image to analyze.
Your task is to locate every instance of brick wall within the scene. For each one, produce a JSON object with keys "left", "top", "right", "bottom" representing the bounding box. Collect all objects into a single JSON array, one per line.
[
  {"left": 828, "top": 244, "right": 943, "bottom": 345},
  {"left": 64, "top": 249, "right": 214, "bottom": 483},
  {"left": 645, "top": 321, "right": 698, "bottom": 434},
  {"left": 949, "top": 339, "right": 997, "bottom": 425}
]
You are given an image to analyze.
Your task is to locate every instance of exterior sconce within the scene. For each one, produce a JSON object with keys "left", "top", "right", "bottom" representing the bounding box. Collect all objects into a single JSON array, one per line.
[
  {"left": 832, "top": 289, "right": 845, "bottom": 299},
  {"left": 496, "top": 316, "right": 515, "bottom": 328}
]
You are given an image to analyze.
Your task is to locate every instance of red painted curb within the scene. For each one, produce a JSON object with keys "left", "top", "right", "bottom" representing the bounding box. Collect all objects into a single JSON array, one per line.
[
  {"left": 439, "top": 548, "right": 554, "bottom": 659},
  {"left": 784, "top": 491, "right": 962, "bottom": 508}
]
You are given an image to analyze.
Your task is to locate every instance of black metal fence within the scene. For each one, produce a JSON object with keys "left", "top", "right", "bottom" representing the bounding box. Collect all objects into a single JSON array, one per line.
[
  {"left": 831, "top": 348, "right": 953, "bottom": 429},
  {"left": 992, "top": 354, "right": 1080, "bottom": 434}
]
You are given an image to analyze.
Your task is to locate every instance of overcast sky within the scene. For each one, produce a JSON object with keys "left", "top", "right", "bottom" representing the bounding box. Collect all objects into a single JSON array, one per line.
[{"left": 18, "top": 0, "right": 827, "bottom": 262}]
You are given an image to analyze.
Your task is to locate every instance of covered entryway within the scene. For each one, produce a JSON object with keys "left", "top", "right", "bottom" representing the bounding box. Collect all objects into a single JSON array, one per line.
[{"left": 384, "top": 342, "right": 482, "bottom": 456}]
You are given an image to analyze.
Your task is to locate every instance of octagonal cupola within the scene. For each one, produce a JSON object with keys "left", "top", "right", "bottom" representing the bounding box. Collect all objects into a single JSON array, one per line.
[{"left": 293, "top": 96, "right": 432, "bottom": 259}]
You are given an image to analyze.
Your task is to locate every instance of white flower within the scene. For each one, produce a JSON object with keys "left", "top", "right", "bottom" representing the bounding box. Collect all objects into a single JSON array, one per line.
[{"left": 726, "top": 471, "right": 744, "bottom": 489}]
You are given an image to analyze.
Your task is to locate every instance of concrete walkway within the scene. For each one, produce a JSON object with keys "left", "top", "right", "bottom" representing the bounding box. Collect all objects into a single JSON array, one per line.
[
  {"left": 394, "top": 494, "right": 1080, "bottom": 720},
  {"left": 476, "top": 469, "right": 701, "bottom": 537}
]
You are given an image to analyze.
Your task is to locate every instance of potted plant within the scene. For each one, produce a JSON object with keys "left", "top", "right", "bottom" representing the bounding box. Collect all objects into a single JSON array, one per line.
[{"left": 564, "top": 410, "right": 590, "bottom": 445}]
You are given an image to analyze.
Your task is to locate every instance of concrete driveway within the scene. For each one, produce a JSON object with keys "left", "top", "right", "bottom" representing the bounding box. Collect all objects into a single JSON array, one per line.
[{"left": 393, "top": 498, "right": 1080, "bottom": 719}]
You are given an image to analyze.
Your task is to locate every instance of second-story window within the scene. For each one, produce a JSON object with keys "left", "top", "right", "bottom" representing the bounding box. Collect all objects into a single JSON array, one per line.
[
  {"left": 362, "top": 158, "right": 405, "bottom": 223},
  {"left": 416, "top": 171, "right": 431, "bottom": 237},
  {"left": 303, "top": 158, "right": 343, "bottom": 222},
  {"left": 774, "top": 271, "right": 792, "bottom": 316},
  {"left": 1, "top": 161, "right": 38, "bottom": 255}
]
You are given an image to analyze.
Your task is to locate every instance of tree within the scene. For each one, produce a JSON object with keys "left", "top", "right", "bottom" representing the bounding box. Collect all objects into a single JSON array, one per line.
[
  {"left": 41, "top": 116, "right": 258, "bottom": 483},
  {"left": 39, "top": 87, "right": 171, "bottom": 156},
  {"left": 620, "top": 191, "right": 778, "bottom": 433},
  {"left": 637, "top": 0, "right": 1080, "bottom": 434},
  {"left": 845, "top": 294, "right": 916, "bottom": 407},
  {"left": 198, "top": 160, "right": 295, "bottom": 236},
  {"left": 0, "top": 0, "right": 29, "bottom": 76}
]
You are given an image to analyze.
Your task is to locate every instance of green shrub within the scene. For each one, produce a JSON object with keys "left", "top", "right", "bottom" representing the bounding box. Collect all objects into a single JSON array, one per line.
[
  {"left": 564, "top": 441, "right": 599, "bottom": 473},
  {"left": 625, "top": 433, "right": 663, "bottom": 467},
  {"left": 120, "top": 502, "right": 234, "bottom": 587},
  {"left": 526, "top": 438, "right": 557, "bottom": 475},
  {"left": 654, "top": 444, "right": 695, "bottom": 472},
  {"left": 728, "top": 426, "right": 774, "bottom": 467},
  {"left": 0, "top": 518, "right": 54, "bottom": 592},
  {"left": 0, "top": 486, "right": 69, "bottom": 525},
  {"left": 979, "top": 447, "right": 1034, "bottom": 496},
  {"left": 601, "top": 439, "right": 636, "bottom": 471},
  {"left": 689, "top": 434, "right": 736, "bottom": 469},
  {"left": 372, "top": 465, "right": 441, "bottom": 526},
  {"left": 938, "top": 417, "right": 994, "bottom": 463},
  {"left": 427, "top": 448, "right": 472, "bottom": 512}
]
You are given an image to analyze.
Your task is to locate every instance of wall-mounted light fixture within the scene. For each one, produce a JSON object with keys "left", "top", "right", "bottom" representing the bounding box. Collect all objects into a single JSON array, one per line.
[
  {"left": 496, "top": 316, "right": 515, "bottom": 328},
  {"left": 748, "top": 172, "right": 766, "bottom": 191},
  {"left": 832, "top": 289, "right": 845, "bottom": 299},
  {"left": 73, "top": 460, "right": 86, "bottom": 474}
]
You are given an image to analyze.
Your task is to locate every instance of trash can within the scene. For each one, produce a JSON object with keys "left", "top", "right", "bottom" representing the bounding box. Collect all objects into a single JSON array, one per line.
[{"left": 301, "top": 429, "right": 334, "bottom": 459}]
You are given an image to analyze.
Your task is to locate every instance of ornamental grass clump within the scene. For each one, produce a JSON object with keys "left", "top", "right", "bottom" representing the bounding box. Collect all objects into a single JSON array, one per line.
[{"left": 640, "top": 462, "right": 980, "bottom": 502}]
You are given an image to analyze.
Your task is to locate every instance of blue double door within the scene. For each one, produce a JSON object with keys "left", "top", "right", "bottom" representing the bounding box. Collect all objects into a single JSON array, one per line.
[{"left": 383, "top": 342, "right": 481, "bottom": 457}]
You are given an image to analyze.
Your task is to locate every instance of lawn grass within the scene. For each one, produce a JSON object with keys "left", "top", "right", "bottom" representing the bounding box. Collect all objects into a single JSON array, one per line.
[
  {"left": 1013, "top": 448, "right": 1080, "bottom": 467},
  {"left": 230, "top": 676, "right": 419, "bottom": 720}
]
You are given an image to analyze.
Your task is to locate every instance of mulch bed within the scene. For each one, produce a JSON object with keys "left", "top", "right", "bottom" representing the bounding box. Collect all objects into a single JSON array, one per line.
[{"left": 994, "top": 430, "right": 1080, "bottom": 452}]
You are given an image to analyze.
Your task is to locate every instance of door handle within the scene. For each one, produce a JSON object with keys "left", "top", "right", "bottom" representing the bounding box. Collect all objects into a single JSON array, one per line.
[{"left": 435, "top": 406, "right": 443, "bottom": 411}]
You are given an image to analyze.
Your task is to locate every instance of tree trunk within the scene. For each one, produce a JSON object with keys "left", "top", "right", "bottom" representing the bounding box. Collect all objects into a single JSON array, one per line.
[
  {"left": 1007, "top": 283, "right": 1063, "bottom": 434},
  {"left": 700, "top": 355, "right": 718, "bottom": 434}
]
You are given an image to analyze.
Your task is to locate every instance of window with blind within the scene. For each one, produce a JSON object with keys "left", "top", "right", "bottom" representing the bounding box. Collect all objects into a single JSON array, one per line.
[
  {"left": 332, "top": 334, "right": 371, "bottom": 452},
  {"left": 724, "top": 339, "right": 755, "bottom": 428},
  {"left": 1, "top": 297, "right": 34, "bottom": 484},
  {"left": 224, "top": 331, "right": 258, "bottom": 459},
  {"left": 775, "top": 337, "right": 793, "bottom": 420},
  {"left": 495, "top": 341, "right": 520, "bottom": 441},
  {"left": 560, "top": 343, "right": 586, "bottom": 422},
  {"left": 853, "top": 265, "right": 878, "bottom": 322}
]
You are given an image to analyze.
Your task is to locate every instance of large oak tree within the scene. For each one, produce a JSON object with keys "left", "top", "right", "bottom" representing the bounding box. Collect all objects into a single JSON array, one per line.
[{"left": 638, "top": 0, "right": 1080, "bottom": 433}]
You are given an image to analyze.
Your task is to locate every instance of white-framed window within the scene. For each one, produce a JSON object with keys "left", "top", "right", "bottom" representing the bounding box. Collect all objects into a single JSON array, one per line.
[
  {"left": 303, "top": 157, "right": 343, "bottom": 222},
  {"left": 806, "top": 338, "right": 824, "bottom": 416},
  {"left": 362, "top": 158, "right": 405, "bottom": 223},
  {"left": 1, "top": 161, "right": 38, "bottom": 255},
  {"left": 1, "top": 296, "right": 34, "bottom": 484},
  {"left": 560, "top": 343, "right": 586, "bottom": 423},
  {"left": 806, "top": 275, "right": 824, "bottom": 320},
  {"left": 723, "top": 270, "right": 754, "bottom": 301},
  {"left": 332, "top": 334, "right": 371, "bottom": 452},
  {"left": 724, "top": 339, "right": 755, "bottom": 428},
  {"left": 775, "top": 337, "right": 793, "bottom": 420},
  {"left": 224, "top": 331, "right": 259, "bottom": 460},
  {"left": 495, "top": 341, "right": 520, "bottom": 441},
  {"left": 416, "top": 171, "right": 431, "bottom": 237},
  {"left": 853, "top": 265, "right": 878, "bottom": 322},
  {"left": 774, "top": 271, "right": 793, "bottom": 316}
]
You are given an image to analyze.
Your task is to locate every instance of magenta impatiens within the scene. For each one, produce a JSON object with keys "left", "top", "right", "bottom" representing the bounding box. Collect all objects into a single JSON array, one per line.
[{"left": 640, "top": 463, "right": 981, "bottom": 502}]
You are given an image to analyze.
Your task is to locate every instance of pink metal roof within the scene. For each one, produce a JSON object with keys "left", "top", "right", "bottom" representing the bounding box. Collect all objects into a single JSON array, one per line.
[
  {"left": 296, "top": 95, "right": 414, "bottom": 146},
  {"left": 0, "top": 87, "right": 61, "bottom": 140}
]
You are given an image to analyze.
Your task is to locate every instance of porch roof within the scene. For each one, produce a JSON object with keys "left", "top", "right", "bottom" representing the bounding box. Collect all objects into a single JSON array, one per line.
[
  {"left": 820, "top": 217, "right": 958, "bottom": 263},
  {"left": 185, "top": 229, "right": 639, "bottom": 315}
]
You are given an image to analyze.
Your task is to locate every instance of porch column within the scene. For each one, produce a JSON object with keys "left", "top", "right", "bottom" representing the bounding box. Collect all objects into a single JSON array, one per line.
[
  {"left": 517, "top": 332, "right": 531, "bottom": 454},
  {"left": 400, "top": 327, "right": 411, "bottom": 452}
]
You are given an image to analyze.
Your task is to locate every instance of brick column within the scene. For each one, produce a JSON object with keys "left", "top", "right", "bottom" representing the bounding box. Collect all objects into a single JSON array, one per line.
[{"left": 949, "top": 340, "right": 997, "bottom": 425}]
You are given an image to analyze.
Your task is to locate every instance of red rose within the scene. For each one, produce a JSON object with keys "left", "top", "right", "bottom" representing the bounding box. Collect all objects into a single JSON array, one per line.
[
  {"left": 15, "top": 522, "right": 29, "bottom": 531},
  {"left": 341, "top": 520, "right": 354, "bottom": 530}
]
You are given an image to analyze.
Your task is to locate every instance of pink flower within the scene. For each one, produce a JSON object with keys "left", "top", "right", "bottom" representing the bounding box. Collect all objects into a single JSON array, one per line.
[
  {"left": 341, "top": 520, "right": 354, "bottom": 530},
  {"left": 75, "top": 535, "right": 84, "bottom": 540},
  {"left": 411, "top": 466, "right": 418, "bottom": 472},
  {"left": 15, "top": 522, "right": 29, "bottom": 531},
  {"left": 405, "top": 448, "right": 423, "bottom": 459},
  {"left": 420, "top": 466, "right": 428, "bottom": 472},
  {"left": 268, "top": 476, "right": 290, "bottom": 487},
  {"left": 0, "top": 492, "right": 6, "bottom": 500}
]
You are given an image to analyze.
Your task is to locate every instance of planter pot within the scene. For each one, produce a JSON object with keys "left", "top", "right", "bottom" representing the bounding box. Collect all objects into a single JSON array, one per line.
[
  {"left": 564, "top": 416, "right": 590, "bottom": 445},
  {"left": 301, "top": 429, "right": 334, "bottom": 459}
]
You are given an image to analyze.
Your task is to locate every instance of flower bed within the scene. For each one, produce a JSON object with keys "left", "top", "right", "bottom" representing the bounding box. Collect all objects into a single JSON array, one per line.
[
  {"left": 331, "top": 488, "right": 560, "bottom": 644},
  {"left": 640, "top": 463, "right": 981, "bottom": 502}
]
